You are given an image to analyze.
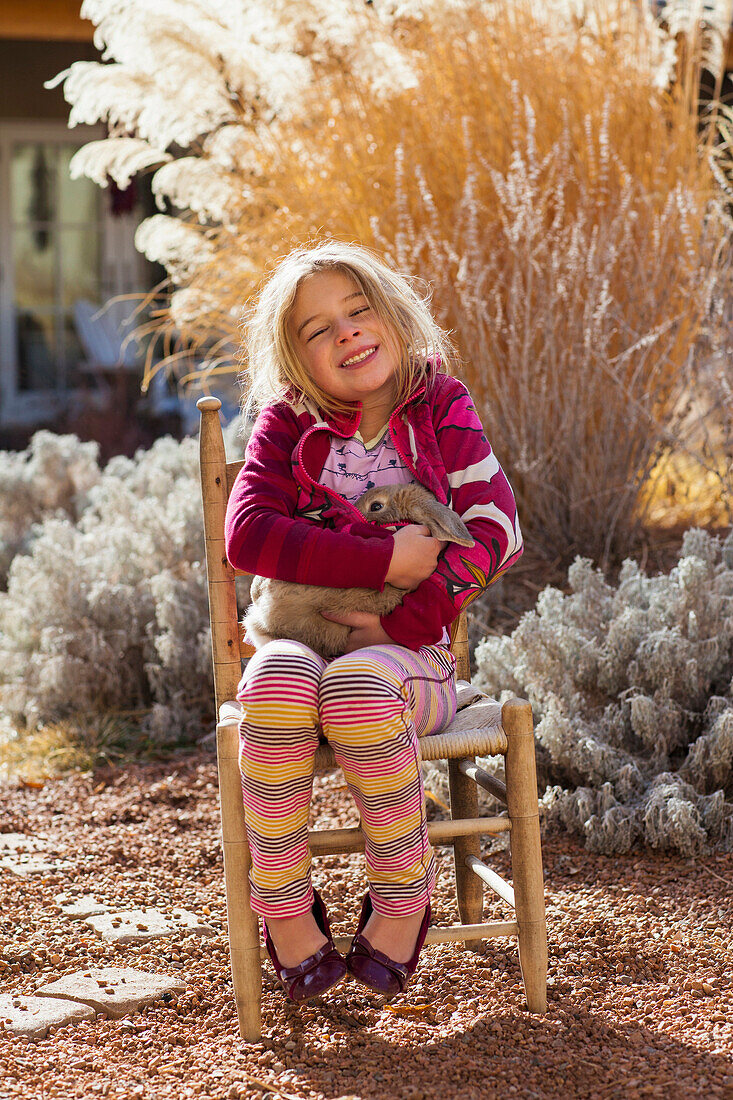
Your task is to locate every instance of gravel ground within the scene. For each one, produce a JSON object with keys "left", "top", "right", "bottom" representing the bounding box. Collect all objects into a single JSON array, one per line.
[{"left": 1, "top": 753, "right": 731, "bottom": 1100}]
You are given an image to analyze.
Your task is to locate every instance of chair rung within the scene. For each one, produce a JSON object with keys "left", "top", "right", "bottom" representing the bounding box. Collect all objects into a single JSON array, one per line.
[
  {"left": 260, "top": 922, "right": 519, "bottom": 959},
  {"left": 423, "top": 921, "right": 518, "bottom": 944},
  {"left": 466, "top": 855, "right": 515, "bottom": 908},
  {"left": 308, "top": 816, "right": 510, "bottom": 855},
  {"left": 458, "top": 759, "right": 507, "bottom": 804},
  {"left": 217, "top": 720, "right": 507, "bottom": 764}
]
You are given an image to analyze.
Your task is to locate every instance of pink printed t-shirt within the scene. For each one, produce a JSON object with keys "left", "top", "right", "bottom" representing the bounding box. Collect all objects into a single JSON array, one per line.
[{"left": 319, "top": 424, "right": 414, "bottom": 504}]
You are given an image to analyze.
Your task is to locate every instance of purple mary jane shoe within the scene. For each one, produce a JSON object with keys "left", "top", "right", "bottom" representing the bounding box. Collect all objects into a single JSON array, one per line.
[
  {"left": 345, "top": 892, "right": 431, "bottom": 996},
  {"left": 263, "top": 890, "right": 347, "bottom": 1002}
]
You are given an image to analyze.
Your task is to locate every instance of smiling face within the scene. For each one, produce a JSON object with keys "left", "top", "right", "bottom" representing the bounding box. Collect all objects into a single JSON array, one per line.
[{"left": 288, "top": 269, "right": 401, "bottom": 415}]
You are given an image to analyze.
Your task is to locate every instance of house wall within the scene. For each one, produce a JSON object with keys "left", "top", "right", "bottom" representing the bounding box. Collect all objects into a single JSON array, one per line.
[
  {"left": 0, "top": 35, "right": 162, "bottom": 453},
  {"left": 0, "top": 39, "right": 97, "bottom": 121}
]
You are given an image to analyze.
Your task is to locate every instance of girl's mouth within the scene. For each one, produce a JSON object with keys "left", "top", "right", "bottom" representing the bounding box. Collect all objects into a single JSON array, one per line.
[{"left": 340, "top": 345, "right": 378, "bottom": 369}]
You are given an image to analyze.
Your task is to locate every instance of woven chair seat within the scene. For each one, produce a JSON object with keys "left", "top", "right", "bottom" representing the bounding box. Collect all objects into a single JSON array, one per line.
[{"left": 218, "top": 680, "right": 507, "bottom": 769}]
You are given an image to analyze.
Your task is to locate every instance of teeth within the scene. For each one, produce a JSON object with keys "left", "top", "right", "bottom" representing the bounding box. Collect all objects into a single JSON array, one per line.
[{"left": 342, "top": 347, "right": 375, "bottom": 366}]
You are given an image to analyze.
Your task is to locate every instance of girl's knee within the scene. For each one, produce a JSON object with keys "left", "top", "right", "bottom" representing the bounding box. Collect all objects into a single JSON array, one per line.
[
  {"left": 318, "top": 653, "right": 407, "bottom": 744},
  {"left": 319, "top": 652, "right": 403, "bottom": 705},
  {"left": 238, "top": 640, "right": 324, "bottom": 702}
]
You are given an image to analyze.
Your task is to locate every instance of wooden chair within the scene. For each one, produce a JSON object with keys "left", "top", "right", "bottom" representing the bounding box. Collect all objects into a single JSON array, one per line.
[{"left": 197, "top": 395, "right": 547, "bottom": 1041}]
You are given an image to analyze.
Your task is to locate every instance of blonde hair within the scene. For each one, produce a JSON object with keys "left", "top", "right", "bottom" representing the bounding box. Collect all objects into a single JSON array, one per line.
[{"left": 240, "top": 240, "right": 457, "bottom": 419}]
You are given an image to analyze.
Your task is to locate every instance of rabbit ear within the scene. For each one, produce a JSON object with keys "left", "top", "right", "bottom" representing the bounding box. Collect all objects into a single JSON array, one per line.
[{"left": 421, "top": 500, "right": 475, "bottom": 546}]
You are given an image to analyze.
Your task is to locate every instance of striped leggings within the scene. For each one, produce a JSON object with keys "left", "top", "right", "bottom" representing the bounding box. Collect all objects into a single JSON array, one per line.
[{"left": 236, "top": 640, "right": 457, "bottom": 920}]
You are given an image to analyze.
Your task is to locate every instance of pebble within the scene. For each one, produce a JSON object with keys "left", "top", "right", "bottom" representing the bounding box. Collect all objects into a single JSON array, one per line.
[{"left": 0, "top": 758, "right": 729, "bottom": 1099}]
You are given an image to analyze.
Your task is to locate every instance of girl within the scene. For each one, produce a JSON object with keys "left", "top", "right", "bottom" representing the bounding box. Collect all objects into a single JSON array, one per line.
[{"left": 224, "top": 241, "right": 522, "bottom": 1003}]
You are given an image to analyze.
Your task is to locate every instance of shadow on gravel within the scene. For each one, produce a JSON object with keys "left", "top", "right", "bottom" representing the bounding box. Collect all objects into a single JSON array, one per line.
[
  {"left": 257, "top": 995, "right": 730, "bottom": 1100},
  {"left": 540, "top": 838, "right": 733, "bottom": 911}
]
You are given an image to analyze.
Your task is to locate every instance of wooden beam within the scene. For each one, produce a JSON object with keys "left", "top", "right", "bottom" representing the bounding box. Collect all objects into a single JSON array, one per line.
[{"left": 1, "top": 0, "right": 95, "bottom": 42}]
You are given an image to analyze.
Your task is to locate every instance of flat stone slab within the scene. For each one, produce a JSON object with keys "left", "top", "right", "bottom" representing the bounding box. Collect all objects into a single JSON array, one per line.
[
  {"left": 84, "top": 907, "right": 215, "bottom": 944},
  {"left": 0, "top": 833, "right": 47, "bottom": 852},
  {"left": 55, "top": 893, "right": 110, "bottom": 919},
  {"left": 0, "top": 994, "right": 94, "bottom": 1038},
  {"left": 36, "top": 968, "right": 186, "bottom": 1019},
  {"left": 0, "top": 855, "right": 71, "bottom": 877}
]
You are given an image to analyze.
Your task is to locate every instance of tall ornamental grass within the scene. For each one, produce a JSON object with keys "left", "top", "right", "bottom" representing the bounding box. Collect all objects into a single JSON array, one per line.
[{"left": 207, "top": 6, "right": 733, "bottom": 566}]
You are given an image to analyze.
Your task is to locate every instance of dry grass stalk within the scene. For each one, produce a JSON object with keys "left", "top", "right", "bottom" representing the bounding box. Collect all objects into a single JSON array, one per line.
[
  {"left": 0, "top": 721, "right": 91, "bottom": 783},
  {"left": 0, "top": 709, "right": 172, "bottom": 781}
]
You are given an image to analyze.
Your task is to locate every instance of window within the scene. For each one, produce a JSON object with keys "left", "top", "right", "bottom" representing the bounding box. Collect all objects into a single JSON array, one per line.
[
  {"left": 11, "top": 139, "right": 101, "bottom": 393},
  {"left": 0, "top": 121, "right": 149, "bottom": 426}
]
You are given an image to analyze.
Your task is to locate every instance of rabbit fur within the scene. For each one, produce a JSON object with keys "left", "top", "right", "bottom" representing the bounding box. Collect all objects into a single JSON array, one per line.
[{"left": 244, "top": 483, "right": 474, "bottom": 659}]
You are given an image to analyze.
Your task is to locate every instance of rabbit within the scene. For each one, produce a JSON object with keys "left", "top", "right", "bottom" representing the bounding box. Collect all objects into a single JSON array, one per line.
[{"left": 244, "top": 483, "right": 475, "bottom": 659}]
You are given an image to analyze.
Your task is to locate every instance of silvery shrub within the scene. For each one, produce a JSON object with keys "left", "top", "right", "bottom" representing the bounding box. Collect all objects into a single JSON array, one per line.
[
  {"left": 0, "top": 420, "right": 245, "bottom": 747},
  {"left": 471, "top": 529, "right": 733, "bottom": 856}
]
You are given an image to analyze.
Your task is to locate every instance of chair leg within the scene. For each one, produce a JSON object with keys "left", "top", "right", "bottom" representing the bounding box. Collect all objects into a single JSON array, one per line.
[
  {"left": 217, "top": 724, "right": 262, "bottom": 1041},
  {"left": 503, "top": 699, "right": 547, "bottom": 1014},
  {"left": 448, "top": 757, "right": 484, "bottom": 948}
]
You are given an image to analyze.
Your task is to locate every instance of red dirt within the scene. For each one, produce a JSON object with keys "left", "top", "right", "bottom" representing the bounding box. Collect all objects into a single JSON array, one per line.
[{"left": 1, "top": 753, "right": 731, "bottom": 1100}]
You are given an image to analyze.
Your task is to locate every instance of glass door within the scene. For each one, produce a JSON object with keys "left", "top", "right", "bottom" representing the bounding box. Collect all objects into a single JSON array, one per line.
[
  {"left": 0, "top": 122, "right": 149, "bottom": 427},
  {"left": 10, "top": 139, "right": 102, "bottom": 395}
]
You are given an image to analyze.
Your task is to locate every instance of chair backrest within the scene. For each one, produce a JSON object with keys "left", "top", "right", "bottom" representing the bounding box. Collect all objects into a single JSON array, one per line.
[{"left": 198, "top": 397, "right": 470, "bottom": 714}]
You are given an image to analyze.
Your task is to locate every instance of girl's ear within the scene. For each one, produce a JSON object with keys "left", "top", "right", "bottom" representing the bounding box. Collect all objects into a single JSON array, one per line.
[{"left": 422, "top": 501, "right": 475, "bottom": 547}]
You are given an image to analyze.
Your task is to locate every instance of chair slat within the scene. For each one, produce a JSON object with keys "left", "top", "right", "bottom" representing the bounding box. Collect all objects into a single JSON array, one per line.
[
  {"left": 323, "top": 922, "right": 520, "bottom": 957},
  {"left": 262, "top": 923, "right": 519, "bottom": 959},
  {"left": 466, "top": 855, "right": 516, "bottom": 908},
  {"left": 308, "top": 816, "right": 510, "bottom": 856},
  {"left": 424, "top": 921, "right": 518, "bottom": 944},
  {"left": 218, "top": 718, "right": 508, "bottom": 766},
  {"left": 449, "top": 610, "right": 471, "bottom": 681},
  {"left": 226, "top": 459, "right": 245, "bottom": 497},
  {"left": 459, "top": 758, "right": 508, "bottom": 804}
]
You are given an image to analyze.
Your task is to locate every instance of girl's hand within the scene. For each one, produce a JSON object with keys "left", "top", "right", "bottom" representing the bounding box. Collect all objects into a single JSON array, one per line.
[
  {"left": 385, "top": 524, "right": 447, "bottom": 590},
  {"left": 321, "top": 611, "right": 393, "bottom": 652}
]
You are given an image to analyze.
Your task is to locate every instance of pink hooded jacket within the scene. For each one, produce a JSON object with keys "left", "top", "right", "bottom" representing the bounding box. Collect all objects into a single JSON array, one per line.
[{"left": 224, "top": 371, "right": 523, "bottom": 650}]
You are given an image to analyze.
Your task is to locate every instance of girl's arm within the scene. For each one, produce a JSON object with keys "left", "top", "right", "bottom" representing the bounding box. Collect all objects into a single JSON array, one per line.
[
  {"left": 380, "top": 379, "right": 523, "bottom": 649},
  {"left": 225, "top": 403, "right": 394, "bottom": 589}
]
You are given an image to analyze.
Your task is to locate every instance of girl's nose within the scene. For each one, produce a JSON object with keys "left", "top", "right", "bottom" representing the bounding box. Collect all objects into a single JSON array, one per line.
[{"left": 335, "top": 319, "right": 361, "bottom": 343}]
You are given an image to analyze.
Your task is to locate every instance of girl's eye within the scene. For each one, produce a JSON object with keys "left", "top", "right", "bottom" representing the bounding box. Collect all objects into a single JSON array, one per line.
[
  {"left": 305, "top": 305, "right": 369, "bottom": 340},
  {"left": 306, "top": 327, "right": 327, "bottom": 342}
]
